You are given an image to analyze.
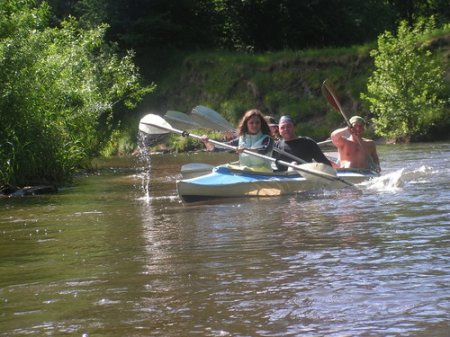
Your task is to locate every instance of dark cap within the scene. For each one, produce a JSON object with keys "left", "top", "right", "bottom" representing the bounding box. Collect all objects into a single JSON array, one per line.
[{"left": 264, "top": 116, "right": 278, "bottom": 126}]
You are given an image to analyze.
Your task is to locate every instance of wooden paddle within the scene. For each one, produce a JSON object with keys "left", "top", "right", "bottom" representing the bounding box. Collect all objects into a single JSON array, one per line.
[
  {"left": 321, "top": 79, "right": 352, "bottom": 126},
  {"left": 139, "top": 113, "right": 355, "bottom": 188},
  {"left": 321, "top": 79, "right": 377, "bottom": 171}
]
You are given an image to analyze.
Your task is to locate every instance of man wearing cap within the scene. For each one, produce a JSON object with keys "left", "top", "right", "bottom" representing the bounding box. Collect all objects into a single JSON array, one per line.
[
  {"left": 331, "top": 116, "right": 381, "bottom": 173},
  {"left": 274, "top": 115, "right": 332, "bottom": 171}
]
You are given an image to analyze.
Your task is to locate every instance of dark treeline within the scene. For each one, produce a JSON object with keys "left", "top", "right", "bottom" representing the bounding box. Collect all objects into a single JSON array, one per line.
[{"left": 44, "top": 0, "right": 450, "bottom": 77}]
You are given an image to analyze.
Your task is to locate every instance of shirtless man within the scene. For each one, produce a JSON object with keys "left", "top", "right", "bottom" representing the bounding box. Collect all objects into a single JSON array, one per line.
[{"left": 331, "top": 116, "right": 381, "bottom": 173}]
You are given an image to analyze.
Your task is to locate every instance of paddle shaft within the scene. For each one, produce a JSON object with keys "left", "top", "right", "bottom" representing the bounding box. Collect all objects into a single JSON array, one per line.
[
  {"left": 141, "top": 120, "right": 354, "bottom": 186},
  {"left": 273, "top": 147, "right": 307, "bottom": 164},
  {"left": 317, "top": 139, "right": 332, "bottom": 145}
]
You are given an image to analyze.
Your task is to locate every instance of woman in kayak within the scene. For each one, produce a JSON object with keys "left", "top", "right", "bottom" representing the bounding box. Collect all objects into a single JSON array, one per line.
[{"left": 201, "top": 108, "right": 274, "bottom": 171}]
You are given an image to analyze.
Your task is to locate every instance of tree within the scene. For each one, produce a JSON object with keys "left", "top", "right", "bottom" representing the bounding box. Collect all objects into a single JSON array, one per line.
[
  {"left": 0, "top": 0, "right": 154, "bottom": 185},
  {"left": 361, "top": 17, "right": 447, "bottom": 142}
]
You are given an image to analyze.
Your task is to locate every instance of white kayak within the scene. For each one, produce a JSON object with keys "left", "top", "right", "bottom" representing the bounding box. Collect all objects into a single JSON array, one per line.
[
  {"left": 180, "top": 151, "right": 340, "bottom": 180},
  {"left": 177, "top": 164, "right": 378, "bottom": 203}
]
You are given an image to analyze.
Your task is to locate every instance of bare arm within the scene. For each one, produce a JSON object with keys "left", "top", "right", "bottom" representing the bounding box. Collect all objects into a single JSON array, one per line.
[
  {"left": 331, "top": 127, "right": 351, "bottom": 148},
  {"left": 200, "top": 135, "right": 215, "bottom": 151},
  {"left": 367, "top": 140, "right": 381, "bottom": 173}
]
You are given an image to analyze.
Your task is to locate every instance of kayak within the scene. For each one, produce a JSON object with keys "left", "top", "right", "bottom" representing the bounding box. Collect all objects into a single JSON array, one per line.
[
  {"left": 180, "top": 150, "right": 340, "bottom": 180},
  {"left": 176, "top": 164, "right": 378, "bottom": 203},
  {"left": 137, "top": 113, "right": 378, "bottom": 203}
]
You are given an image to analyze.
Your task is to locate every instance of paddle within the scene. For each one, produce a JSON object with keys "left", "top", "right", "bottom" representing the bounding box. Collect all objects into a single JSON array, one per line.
[
  {"left": 180, "top": 148, "right": 337, "bottom": 179},
  {"left": 321, "top": 80, "right": 351, "bottom": 126},
  {"left": 180, "top": 148, "right": 324, "bottom": 178},
  {"left": 321, "top": 79, "right": 377, "bottom": 171},
  {"left": 139, "top": 113, "right": 355, "bottom": 187},
  {"left": 317, "top": 139, "right": 332, "bottom": 145},
  {"left": 191, "top": 105, "right": 235, "bottom": 131},
  {"left": 180, "top": 163, "right": 215, "bottom": 179},
  {"left": 164, "top": 110, "right": 201, "bottom": 130}
]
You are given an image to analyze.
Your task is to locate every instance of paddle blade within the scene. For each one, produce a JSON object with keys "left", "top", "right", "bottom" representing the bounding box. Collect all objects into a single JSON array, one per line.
[
  {"left": 139, "top": 113, "right": 171, "bottom": 135},
  {"left": 321, "top": 79, "right": 341, "bottom": 113},
  {"left": 297, "top": 162, "right": 354, "bottom": 188},
  {"left": 321, "top": 79, "right": 351, "bottom": 126},
  {"left": 164, "top": 110, "right": 201, "bottom": 130},
  {"left": 300, "top": 162, "right": 337, "bottom": 177},
  {"left": 191, "top": 105, "right": 235, "bottom": 131},
  {"left": 180, "top": 163, "right": 214, "bottom": 179}
]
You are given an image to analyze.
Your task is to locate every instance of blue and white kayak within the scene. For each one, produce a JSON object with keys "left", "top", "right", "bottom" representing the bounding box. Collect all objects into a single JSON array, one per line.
[{"left": 176, "top": 165, "right": 378, "bottom": 203}]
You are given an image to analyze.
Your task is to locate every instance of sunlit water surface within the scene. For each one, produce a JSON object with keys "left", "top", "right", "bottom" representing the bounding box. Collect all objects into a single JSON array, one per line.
[{"left": 1, "top": 143, "right": 449, "bottom": 337}]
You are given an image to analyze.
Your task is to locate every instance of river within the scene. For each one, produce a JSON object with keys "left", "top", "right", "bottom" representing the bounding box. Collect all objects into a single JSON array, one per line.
[{"left": 1, "top": 143, "right": 449, "bottom": 337}]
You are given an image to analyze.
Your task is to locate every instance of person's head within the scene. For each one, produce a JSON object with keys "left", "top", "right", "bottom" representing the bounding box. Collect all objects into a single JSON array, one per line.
[
  {"left": 278, "top": 115, "right": 297, "bottom": 141},
  {"left": 238, "top": 109, "right": 270, "bottom": 136},
  {"left": 349, "top": 116, "right": 366, "bottom": 135},
  {"left": 264, "top": 116, "right": 279, "bottom": 137}
]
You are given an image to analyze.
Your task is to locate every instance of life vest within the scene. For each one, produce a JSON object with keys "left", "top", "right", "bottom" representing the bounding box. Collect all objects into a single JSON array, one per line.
[{"left": 238, "top": 132, "right": 273, "bottom": 170}]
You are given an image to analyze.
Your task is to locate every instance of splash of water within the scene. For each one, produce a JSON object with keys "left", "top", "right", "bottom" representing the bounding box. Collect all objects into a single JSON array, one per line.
[
  {"left": 136, "top": 132, "right": 152, "bottom": 203},
  {"left": 361, "top": 165, "right": 434, "bottom": 192},
  {"left": 364, "top": 169, "right": 405, "bottom": 192}
]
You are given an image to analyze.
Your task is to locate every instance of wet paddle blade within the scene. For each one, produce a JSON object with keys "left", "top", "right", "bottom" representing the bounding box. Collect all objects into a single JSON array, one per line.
[
  {"left": 139, "top": 113, "right": 172, "bottom": 135},
  {"left": 164, "top": 110, "right": 201, "bottom": 130},
  {"left": 191, "top": 105, "right": 235, "bottom": 131}
]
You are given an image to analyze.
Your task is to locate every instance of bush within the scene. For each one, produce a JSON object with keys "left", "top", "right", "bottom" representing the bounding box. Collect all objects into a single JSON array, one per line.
[
  {"left": 361, "top": 17, "right": 447, "bottom": 142},
  {"left": 0, "top": 1, "right": 154, "bottom": 185}
]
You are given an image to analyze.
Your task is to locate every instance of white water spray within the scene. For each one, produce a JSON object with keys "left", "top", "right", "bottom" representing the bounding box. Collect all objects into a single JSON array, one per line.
[{"left": 136, "top": 132, "right": 152, "bottom": 203}]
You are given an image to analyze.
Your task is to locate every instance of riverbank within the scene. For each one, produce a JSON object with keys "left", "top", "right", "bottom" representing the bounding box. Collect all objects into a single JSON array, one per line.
[{"left": 136, "top": 34, "right": 450, "bottom": 145}]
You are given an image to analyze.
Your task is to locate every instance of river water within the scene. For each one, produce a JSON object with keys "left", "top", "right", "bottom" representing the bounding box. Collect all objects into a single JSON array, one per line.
[{"left": 1, "top": 143, "right": 449, "bottom": 337}]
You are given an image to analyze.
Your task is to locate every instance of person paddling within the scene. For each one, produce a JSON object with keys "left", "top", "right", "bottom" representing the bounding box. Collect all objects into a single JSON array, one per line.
[
  {"left": 331, "top": 116, "right": 381, "bottom": 173},
  {"left": 202, "top": 109, "right": 274, "bottom": 171},
  {"left": 274, "top": 115, "right": 332, "bottom": 171}
]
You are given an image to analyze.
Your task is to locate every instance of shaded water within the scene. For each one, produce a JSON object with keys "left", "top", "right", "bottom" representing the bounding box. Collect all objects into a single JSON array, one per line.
[{"left": 1, "top": 143, "right": 449, "bottom": 336}]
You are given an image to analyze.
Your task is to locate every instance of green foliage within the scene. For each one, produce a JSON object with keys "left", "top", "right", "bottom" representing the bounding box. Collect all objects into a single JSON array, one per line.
[
  {"left": 167, "top": 133, "right": 202, "bottom": 153},
  {"left": 219, "top": 100, "right": 247, "bottom": 125},
  {"left": 297, "top": 123, "right": 330, "bottom": 142},
  {"left": 100, "top": 129, "right": 136, "bottom": 157},
  {"left": 264, "top": 91, "right": 292, "bottom": 112},
  {"left": 0, "top": 0, "right": 154, "bottom": 186},
  {"left": 362, "top": 17, "right": 447, "bottom": 141},
  {"left": 277, "top": 102, "right": 302, "bottom": 120}
]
